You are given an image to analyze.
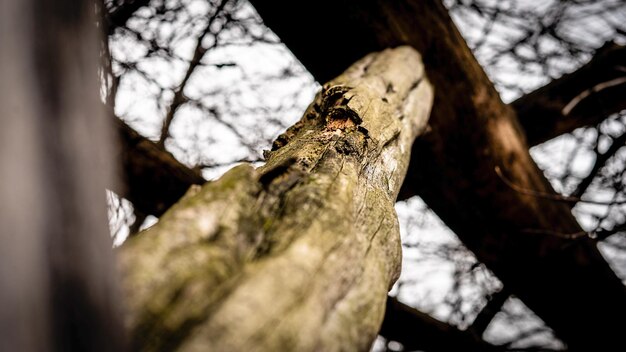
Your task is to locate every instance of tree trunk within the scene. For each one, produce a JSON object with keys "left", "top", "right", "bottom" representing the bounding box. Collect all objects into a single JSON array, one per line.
[
  {"left": 0, "top": 0, "right": 126, "bottom": 351},
  {"left": 249, "top": 0, "right": 626, "bottom": 350},
  {"left": 119, "top": 47, "right": 433, "bottom": 351}
]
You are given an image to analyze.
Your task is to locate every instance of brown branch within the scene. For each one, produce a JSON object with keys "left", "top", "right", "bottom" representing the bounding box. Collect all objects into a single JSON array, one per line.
[
  {"left": 380, "top": 297, "right": 501, "bottom": 352},
  {"left": 114, "top": 117, "right": 206, "bottom": 217},
  {"left": 105, "top": 0, "right": 152, "bottom": 35},
  {"left": 571, "top": 131, "right": 626, "bottom": 198},
  {"left": 594, "top": 223, "right": 626, "bottom": 241},
  {"left": 468, "top": 289, "right": 510, "bottom": 337},
  {"left": 495, "top": 165, "right": 626, "bottom": 206},
  {"left": 513, "top": 42, "right": 626, "bottom": 146}
]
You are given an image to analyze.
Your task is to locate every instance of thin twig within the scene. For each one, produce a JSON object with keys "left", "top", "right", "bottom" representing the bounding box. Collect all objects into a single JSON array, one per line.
[
  {"left": 495, "top": 166, "right": 626, "bottom": 206},
  {"left": 157, "top": 0, "right": 230, "bottom": 149}
]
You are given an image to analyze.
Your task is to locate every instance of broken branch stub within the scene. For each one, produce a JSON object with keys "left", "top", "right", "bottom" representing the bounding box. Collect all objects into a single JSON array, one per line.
[{"left": 119, "top": 46, "right": 433, "bottom": 352}]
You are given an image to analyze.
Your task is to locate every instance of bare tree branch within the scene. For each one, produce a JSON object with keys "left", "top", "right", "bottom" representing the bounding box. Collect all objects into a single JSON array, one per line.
[
  {"left": 115, "top": 118, "right": 205, "bottom": 217},
  {"left": 105, "top": 0, "right": 152, "bottom": 35},
  {"left": 469, "top": 289, "right": 511, "bottom": 338},
  {"left": 572, "top": 131, "right": 626, "bottom": 198},
  {"left": 380, "top": 297, "right": 500, "bottom": 352},
  {"left": 157, "top": 0, "right": 230, "bottom": 149},
  {"left": 514, "top": 43, "right": 626, "bottom": 146}
]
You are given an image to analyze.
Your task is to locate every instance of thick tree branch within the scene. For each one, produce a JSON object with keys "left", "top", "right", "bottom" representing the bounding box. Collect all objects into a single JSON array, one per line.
[
  {"left": 119, "top": 47, "right": 433, "bottom": 351},
  {"left": 114, "top": 118, "right": 205, "bottom": 217},
  {"left": 514, "top": 43, "right": 626, "bottom": 146},
  {"left": 249, "top": 1, "right": 626, "bottom": 350},
  {"left": 468, "top": 289, "right": 510, "bottom": 337}
]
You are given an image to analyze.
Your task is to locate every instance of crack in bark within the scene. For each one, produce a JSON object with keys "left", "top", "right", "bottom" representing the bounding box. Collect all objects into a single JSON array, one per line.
[{"left": 119, "top": 47, "right": 432, "bottom": 352}]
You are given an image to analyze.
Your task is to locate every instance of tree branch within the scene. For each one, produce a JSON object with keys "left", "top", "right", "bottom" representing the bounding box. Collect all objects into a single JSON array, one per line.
[
  {"left": 571, "top": 130, "right": 626, "bottom": 198},
  {"left": 513, "top": 42, "right": 626, "bottom": 146},
  {"left": 468, "top": 289, "right": 510, "bottom": 337},
  {"left": 157, "top": 0, "right": 229, "bottom": 149},
  {"left": 120, "top": 47, "right": 434, "bottom": 351},
  {"left": 114, "top": 118, "right": 205, "bottom": 217},
  {"left": 105, "top": 0, "right": 152, "bottom": 35},
  {"left": 380, "top": 297, "right": 500, "bottom": 351}
]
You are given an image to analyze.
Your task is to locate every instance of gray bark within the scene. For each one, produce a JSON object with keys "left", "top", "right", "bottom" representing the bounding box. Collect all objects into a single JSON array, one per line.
[{"left": 119, "top": 46, "right": 433, "bottom": 351}]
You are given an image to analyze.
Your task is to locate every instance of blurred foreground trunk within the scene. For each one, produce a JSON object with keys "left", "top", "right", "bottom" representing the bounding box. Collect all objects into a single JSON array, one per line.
[
  {"left": 0, "top": 0, "right": 126, "bottom": 351},
  {"left": 119, "top": 47, "right": 433, "bottom": 351}
]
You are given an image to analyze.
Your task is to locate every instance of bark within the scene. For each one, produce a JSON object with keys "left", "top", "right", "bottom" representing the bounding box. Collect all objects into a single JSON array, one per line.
[
  {"left": 514, "top": 42, "right": 626, "bottom": 146},
  {"left": 0, "top": 0, "right": 126, "bottom": 351},
  {"left": 249, "top": 0, "right": 626, "bottom": 350},
  {"left": 380, "top": 297, "right": 500, "bottom": 352},
  {"left": 115, "top": 118, "right": 205, "bottom": 217},
  {"left": 119, "top": 47, "right": 433, "bottom": 351}
]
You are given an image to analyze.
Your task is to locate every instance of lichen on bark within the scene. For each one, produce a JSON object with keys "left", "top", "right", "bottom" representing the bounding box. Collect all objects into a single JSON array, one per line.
[{"left": 118, "top": 46, "right": 433, "bottom": 352}]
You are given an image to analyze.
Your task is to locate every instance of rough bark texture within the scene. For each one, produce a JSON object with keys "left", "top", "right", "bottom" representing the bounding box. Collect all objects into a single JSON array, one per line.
[
  {"left": 249, "top": 0, "right": 626, "bottom": 350},
  {"left": 0, "top": 0, "right": 126, "bottom": 351},
  {"left": 514, "top": 42, "right": 626, "bottom": 146},
  {"left": 115, "top": 118, "right": 205, "bottom": 217},
  {"left": 119, "top": 47, "right": 433, "bottom": 351}
]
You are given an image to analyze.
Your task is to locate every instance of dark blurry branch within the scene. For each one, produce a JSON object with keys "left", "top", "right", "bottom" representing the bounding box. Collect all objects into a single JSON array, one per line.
[
  {"left": 380, "top": 297, "right": 500, "bottom": 352},
  {"left": 594, "top": 223, "right": 626, "bottom": 241},
  {"left": 495, "top": 166, "right": 626, "bottom": 207},
  {"left": 105, "top": 0, "right": 152, "bottom": 34},
  {"left": 103, "top": 0, "right": 209, "bottom": 219},
  {"left": 504, "top": 348, "right": 564, "bottom": 352},
  {"left": 513, "top": 43, "right": 626, "bottom": 146},
  {"left": 115, "top": 118, "right": 206, "bottom": 217},
  {"left": 562, "top": 76, "right": 626, "bottom": 117},
  {"left": 469, "top": 289, "right": 510, "bottom": 338},
  {"left": 498, "top": 326, "right": 554, "bottom": 350},
  {"left": 571, "top": 131, "right": 626, "bottom": 198},
  {"left": 128, "top": 211, "right": 148, "bottom": 236},
  {"left": 157, "top": 0, "right": 229, "bottom": 149}
]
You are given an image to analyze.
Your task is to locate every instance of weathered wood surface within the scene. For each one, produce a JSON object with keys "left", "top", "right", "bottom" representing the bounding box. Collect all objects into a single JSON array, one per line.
[{"left": 119, "top": 46, "right": 433, "bottom": 351}]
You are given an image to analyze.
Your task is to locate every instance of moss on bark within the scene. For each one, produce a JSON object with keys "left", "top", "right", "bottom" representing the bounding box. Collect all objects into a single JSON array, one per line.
[{"left": 119, "top": 46, "right": 433, "bottom": 352}]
